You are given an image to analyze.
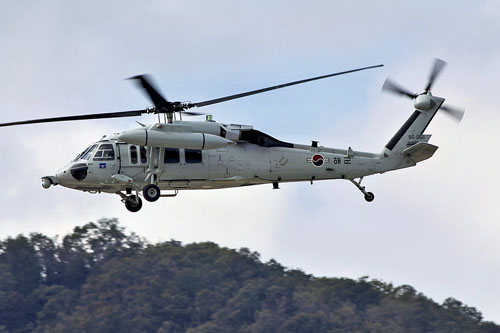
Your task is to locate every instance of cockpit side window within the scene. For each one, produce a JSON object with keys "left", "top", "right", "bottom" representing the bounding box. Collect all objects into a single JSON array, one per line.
[{"left": 93, "top": 143, "right": 115, "bottom": 161}]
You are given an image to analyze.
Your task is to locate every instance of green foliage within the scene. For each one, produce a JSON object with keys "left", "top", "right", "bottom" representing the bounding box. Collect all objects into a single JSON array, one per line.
[{"left": 0, "top": 218, "right": 498, "bottom": 332}]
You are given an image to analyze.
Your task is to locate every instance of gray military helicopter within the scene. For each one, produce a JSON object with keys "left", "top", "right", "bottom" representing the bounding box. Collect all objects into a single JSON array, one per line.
[{"left": 0, "top": 59, "right": 463, "bottom": 212}]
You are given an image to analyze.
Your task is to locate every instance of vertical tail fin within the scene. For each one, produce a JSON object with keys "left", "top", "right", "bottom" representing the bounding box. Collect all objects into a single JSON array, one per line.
[{"left": 384, "top": 96, "right": 444, "bottom": 154}]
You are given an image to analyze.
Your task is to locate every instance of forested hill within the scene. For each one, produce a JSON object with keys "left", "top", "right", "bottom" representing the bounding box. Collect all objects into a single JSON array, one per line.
[{"left": 0, "top": 219, "right": 498, "bottom": 333}]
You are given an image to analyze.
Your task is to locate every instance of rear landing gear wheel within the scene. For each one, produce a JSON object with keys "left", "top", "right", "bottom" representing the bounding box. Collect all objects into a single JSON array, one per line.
[
  {"left": 349, "top": 178, "right": 375, "bottom": 203},
  {"left": 143, "top": 184, "right": 160, "bottom": 202},
  {"left": 125, "top": 195, "right": 142, "bottom": 212}
]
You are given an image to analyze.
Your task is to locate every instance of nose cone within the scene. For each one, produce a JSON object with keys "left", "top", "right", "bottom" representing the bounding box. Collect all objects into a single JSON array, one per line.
[
  {"left": 55, "top": 162, "right": 88, "bottom": 187},
  {"left": 55, "top": 164, "right": 72, "bottom": 186}
]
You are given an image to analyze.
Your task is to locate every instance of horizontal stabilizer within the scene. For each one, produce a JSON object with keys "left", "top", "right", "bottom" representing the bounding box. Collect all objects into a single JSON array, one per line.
[{"left": 402, "top": 142, "right": 438, "bottom": 163}]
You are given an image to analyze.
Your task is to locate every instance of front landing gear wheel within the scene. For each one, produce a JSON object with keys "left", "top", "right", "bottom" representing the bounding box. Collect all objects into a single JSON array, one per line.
[
  {"left": 143, "top": 184, "right": 160, "bottom": 202},
  {"left": 364, "top": 192, "right": 375, "bottom": 202},
  {"left": 125, "top": 195, "right": 143, "bottom": 212}
]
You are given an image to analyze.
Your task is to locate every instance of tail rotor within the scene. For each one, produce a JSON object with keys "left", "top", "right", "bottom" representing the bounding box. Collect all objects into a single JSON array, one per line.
[
  {"left": 440, "top": 105, "right": 465, "bottom": 123},
  {"left": 382, "top": 58, "right": 465, "bottom": 123}
]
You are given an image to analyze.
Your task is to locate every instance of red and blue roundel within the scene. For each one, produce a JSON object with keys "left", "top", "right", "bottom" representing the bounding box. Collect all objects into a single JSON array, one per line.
[
  {"left": 307, "top": 154, "right": 329, "bottom": 167},
  {"left": 312, "top": 154, "right": 324, "bottom": 167}
]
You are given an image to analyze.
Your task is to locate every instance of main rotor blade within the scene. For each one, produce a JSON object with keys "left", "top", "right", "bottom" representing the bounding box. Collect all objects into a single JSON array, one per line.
[
  {"left": 182, "top": 111, "right": 205, "bottom": 116},
  {"left": 192, "top": 64, "right": 383, "bottom": 108},
  {"left": 128, "top": 75, "right": 171, "bottom": 109},
  {"left": 0, "top": 109, "right": 147, "bottom": 127},
  {"left": 381, "top": 78, "right": 416, "bottom": 99},
  {"left": 425, "top": 58, "right": 447, "bottom": 92},
  {"left": 441, "top": 105, "right": 464, "bottom": 123}
]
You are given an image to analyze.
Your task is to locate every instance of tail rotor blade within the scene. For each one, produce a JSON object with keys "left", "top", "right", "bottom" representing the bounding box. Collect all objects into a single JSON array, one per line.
[
  {"left": 382, "top": 78, "right": 416, "bottom": 99},
  {"left": 425, "top": 58, "right": 447, "bottom": 92},
  {"left": 441, "top": 105, "right": 465, "bottom": 123}
]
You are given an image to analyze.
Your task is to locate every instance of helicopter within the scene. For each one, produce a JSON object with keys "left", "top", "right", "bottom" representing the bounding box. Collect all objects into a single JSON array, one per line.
[{"left": 0, "top": 59, "right": 464, "bottom": 212}]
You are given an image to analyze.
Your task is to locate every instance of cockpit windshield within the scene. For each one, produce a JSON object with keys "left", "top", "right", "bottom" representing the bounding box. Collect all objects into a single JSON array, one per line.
[{"left": 73, "top": 144, "right": 97, "bottom": 162}]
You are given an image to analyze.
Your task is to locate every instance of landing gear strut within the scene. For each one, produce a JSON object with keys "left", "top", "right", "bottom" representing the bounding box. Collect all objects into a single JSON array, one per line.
[
  {"left": 118, "top": 185, "right": 179, "bottom": 212},
  {"left": 349, "top": 177, "right": 375, "bottom": 202},
  {"left": 118, "top": 192, "right": 143, "bottom": 212},
  {"left": 124, "top": 195, "right": 143, "bottom": 212}
]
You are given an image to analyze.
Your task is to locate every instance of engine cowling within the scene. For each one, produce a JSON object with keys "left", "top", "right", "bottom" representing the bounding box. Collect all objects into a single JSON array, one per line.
[{"left": 118, "top": 128, "right": 235, "bottom": 150}]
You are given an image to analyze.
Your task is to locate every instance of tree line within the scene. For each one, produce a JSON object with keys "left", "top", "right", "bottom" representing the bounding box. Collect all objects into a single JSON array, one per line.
[{"left": 0, "top": 218, "right": 498, "bottom": 332}]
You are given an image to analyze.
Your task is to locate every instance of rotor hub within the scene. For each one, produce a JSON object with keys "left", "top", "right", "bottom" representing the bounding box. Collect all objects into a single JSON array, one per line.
[{"left": 414, "top": 94, "right": 432, "bottom": 111}]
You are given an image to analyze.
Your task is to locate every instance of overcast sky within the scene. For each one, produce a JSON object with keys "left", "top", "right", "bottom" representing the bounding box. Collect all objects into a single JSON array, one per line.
[{"left": 1, "top": 0, "right": 500, "bottom": 323}]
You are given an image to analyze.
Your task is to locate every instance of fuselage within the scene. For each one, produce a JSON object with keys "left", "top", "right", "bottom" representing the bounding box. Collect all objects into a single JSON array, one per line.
[{"left": 50, "top": 120, "right": 400, "bottom": 194}]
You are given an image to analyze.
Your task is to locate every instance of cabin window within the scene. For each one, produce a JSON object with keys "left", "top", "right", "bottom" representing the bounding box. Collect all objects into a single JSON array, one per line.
[
  {"left": 140, "top": 146, "right": 147, "bottom": 164},
  {"left": 185, "top": 149, "right": 202, "bottom": 163},
  {"left": 164, "top": 148, "right": 180, "bottom": 164},
  {"left": 93, "top": 143, "right": 115, "bottom": 161},
  {"left": 130, "top": 146, "right": 137, "bottom": 164}
]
